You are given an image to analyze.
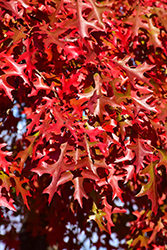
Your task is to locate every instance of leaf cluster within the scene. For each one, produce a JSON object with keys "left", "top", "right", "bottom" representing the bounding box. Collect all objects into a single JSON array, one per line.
[{"left": 0, "top": 0, "right": 167, "bottom": 249}]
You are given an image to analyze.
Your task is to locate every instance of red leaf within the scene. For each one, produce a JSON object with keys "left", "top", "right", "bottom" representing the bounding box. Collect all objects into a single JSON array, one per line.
[
  {"left": 72, "top": 177, "right": 89, "bottom": 208},
  {"left": 12, "top": 175, "right": 31, "bottom": 209},
  {"left": 0, "top": 194, "right": 16, "bottom": 212},
  {"left": 112, "top": 56, "right": 155, "bottom": 88},
  {"left": 17, "top": 38, "right": 37, "bottom": 80},
  {"left": 8, "top": 25, "right": 26, "bottom": 45},
  {"left": 28, "top": 75, "right": 51, "bottom": 97},
  {"left": 123, "top": 5, "right": 148, "bottom": 38},
  {"left": 128, "top": 138, "right": 152, "bottom": 173},
  {"left": 64, "top": 0, "right": 103, "bottom": 39},
  {"left": 0, "top": 78, "right": 14, "bottom": 100},
  {"left": 32, "top": 143, "right": 76, "bottom": 203},
  {"left": 0, "top": 143, "right": 12, "bottom": 174},
  {"left": 72, "top": 169, "right": 98, "bottom": 207},
  {"left": 0, "top": 53, "right": 30, "bottom": 87},
  {"left": 98, "top": 166, "right": 124, "bottom": 201},
  {"left": 102, "top": 197, "right": 126, "bottom": 234},
  {"left": 37, "top": 22, "right": 65, "bottom": 48}
]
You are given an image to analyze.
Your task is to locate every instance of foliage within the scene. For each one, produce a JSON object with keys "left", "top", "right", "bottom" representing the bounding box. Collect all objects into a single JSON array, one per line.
[{"left": 0, "top": 0, "right": 167, "bottom": 249}]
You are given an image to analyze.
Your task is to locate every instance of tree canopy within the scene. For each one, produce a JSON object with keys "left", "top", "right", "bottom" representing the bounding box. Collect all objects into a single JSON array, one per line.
[{"left": 0, "top": 0, "right": 167, "bottom": 249}]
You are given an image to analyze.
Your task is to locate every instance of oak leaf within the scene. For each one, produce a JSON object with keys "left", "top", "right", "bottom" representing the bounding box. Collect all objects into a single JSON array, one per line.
[{"left": 136, "top": 161, "right": 160, "bottom": 214}]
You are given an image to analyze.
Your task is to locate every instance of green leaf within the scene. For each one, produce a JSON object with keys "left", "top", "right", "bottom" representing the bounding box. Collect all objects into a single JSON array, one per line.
[
  {"left": 132, "top": 234, "right": 149, "bottom": 248},
  {"left": 15, "top": 133, "right": 39, "bottom": 171},
  {"left": 136, "top": 161, "right": 160, "bottom": 214},
  {"left": 0, "top": 170, "right": 11, "bottom": 190},
  {"left": 88, "top": 202, "right": 107, "bottom": 232}
]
